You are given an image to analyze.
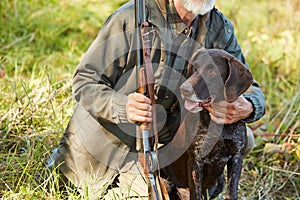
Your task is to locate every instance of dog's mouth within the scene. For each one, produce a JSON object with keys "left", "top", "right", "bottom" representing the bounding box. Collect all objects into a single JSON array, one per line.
[{"left": 184, "top": 95, "right": 216, "bottom": 113}]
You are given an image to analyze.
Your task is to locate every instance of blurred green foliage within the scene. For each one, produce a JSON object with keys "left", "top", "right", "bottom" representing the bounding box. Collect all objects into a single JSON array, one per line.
[{"left": 0, "top": 0, "right": 299, "bottom": 199}]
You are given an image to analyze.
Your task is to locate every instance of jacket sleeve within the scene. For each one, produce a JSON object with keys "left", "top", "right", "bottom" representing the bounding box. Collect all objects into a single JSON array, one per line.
[
  {"left": 208, "top": 9, "right": 266, "bottom": 123},
  {"left": 72, "top": 10, "right": 135, "bottom": 124}
]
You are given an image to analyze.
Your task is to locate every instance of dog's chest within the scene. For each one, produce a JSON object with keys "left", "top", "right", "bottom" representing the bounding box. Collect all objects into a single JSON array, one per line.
[{"left": 187, "top": 111, "right": 247, "bottom": 164}]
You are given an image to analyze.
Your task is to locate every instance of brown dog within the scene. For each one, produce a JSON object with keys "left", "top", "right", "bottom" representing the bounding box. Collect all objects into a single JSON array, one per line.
[{"left": 160, "top": 49, "right": 253, "bottom": 200}]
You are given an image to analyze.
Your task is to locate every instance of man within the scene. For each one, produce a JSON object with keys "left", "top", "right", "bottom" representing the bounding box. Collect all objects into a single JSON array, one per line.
[{"left": 47, "top": 0, "right": 265, "bottom": 199}]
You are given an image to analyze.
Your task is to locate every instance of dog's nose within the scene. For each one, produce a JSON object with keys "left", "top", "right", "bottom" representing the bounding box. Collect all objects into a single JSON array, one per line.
[{"left": 180, "top": 82, "right": 194, "bottom": 98}]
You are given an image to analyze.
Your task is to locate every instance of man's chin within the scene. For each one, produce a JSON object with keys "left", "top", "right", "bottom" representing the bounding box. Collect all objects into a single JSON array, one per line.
[
  {"left": 180, "top": 0, "right": 215, "bottom": 16},
  {"left": 191, "top": 8, "right": 212, "bottom": 16}
]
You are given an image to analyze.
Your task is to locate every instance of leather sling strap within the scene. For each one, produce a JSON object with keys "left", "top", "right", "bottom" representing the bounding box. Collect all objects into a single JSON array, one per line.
[{"left": 141, "top": 22, "right": 170, "bottom": 200}]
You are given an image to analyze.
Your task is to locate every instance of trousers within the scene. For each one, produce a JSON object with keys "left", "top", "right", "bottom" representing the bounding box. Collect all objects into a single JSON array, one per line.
[{"left": 48, "top": 126, "right": 254, "bottom": 199}]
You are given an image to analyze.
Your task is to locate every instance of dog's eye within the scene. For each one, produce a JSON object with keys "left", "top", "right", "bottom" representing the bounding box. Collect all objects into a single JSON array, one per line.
[{"left": 208, "top": 69, "right": 217, "bottom": 76}]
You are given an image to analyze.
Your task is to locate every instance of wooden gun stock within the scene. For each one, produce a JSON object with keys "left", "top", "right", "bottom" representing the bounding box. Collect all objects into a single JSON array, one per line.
[{"left": 134, "top": 0, "right": 169, "bottom": 199}]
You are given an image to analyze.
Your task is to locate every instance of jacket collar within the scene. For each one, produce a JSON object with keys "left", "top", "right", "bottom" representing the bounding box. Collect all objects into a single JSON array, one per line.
[
  {"left": 145, "top": 0, "right": 167, "bottom": 28},
  {"left": 145, "top": 0, "right": 210, "bottom": 46},
  {"left": 154, "top": 0, "right": 167, "bottom": 19}
]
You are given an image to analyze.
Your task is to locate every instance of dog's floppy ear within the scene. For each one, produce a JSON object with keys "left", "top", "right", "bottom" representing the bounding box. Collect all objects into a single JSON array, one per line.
[
  {"left": 186, "top": 62, "right": 196, "bottom": 78},
  {"left": 224, "top": 57, "right": 253, "bottom": 103}
]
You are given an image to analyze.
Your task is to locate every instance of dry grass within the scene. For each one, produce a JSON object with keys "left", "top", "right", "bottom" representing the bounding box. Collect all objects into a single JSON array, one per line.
[{"left": 1, "top": 0, "right": 299, "bottom": 199}]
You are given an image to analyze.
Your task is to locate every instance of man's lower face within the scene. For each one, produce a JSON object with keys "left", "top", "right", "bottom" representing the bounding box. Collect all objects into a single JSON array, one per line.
[{"left": 179, "top": 0, "right": 216, "bottom": 15}]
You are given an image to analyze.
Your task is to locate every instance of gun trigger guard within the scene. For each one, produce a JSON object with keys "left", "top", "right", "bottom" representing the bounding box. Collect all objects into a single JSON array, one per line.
[{"left": 145, "top": 151, "right": 159, "bottom": 173}]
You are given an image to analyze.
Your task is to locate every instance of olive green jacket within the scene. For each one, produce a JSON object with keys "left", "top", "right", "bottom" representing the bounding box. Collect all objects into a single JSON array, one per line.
[{"left": 59, "top": 0, "right": 265, "bottom": 186}]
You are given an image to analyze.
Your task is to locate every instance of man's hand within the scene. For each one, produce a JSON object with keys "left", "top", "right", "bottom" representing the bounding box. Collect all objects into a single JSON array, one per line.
[
  {"left": 205, "top": 96, "right": 253, "bottom": 124},
  {"left": 126, "top": 93, "right": 152, "bottom": 123}
]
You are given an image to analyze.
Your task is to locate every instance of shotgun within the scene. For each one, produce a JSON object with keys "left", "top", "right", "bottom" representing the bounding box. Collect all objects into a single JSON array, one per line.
[{"left": 134, "top": 0, "right": 169, "bottom": 199}]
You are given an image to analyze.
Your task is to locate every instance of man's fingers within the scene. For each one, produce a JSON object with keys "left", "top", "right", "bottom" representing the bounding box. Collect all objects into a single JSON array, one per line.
[
  {"left": 208, "top": 100, "right": 239, "bottom": 116},
  {"left": 209, "top": 113, "right": 236, "bottom": 124},
  {"left": 128, "top": 109, "right": 152, "bottom": 118},
  {"left": 127, "top": 93, "right": 153, "bottom": 123},
  {"left": 211, "top": 100, "right": 227, "bottom": 108},
  {"left": 129, "top": 101, "right": 152, "bottom": 111},
  {"left": 209, "top": 113, "right": 226, "bottom": 124},
  {"left": 128, "top": 93, "right": 152, "bottom": 110},
  {"left": 127, "top": 109, "right": 152, "bottom": 123},
  {"left": 128, "top": 114, "right": 152, "bottom": 123},
  {"left": 206, "top": 105, "right": 227, "bottom": 119},
  {"left": 206, "top": 96, "right": 254, "bottom": 124},
  {"left": 130, "top": 92, "right": 151, "bottom": 104}
]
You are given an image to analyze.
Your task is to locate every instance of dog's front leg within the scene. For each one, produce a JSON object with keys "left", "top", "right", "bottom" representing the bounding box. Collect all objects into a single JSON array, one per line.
[
  {"left": 195, "top": 161, "right": 204, "bottom": 200},
  {"left": 224, "top": 154, "right": 243, "bottom": 200},
  {"left": 188, "top": 159, "right": 203, "bottom": 200}
]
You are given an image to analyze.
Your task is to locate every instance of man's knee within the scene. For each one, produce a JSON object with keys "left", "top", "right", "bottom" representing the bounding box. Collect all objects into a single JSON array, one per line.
[{"left": 104, "top": 170, "right": 148, "bottom": 199}]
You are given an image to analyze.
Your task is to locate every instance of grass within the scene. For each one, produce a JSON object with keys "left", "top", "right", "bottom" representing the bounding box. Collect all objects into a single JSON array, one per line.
[{"left": 1, "top": 0, "right": 299, "bottom": 199}]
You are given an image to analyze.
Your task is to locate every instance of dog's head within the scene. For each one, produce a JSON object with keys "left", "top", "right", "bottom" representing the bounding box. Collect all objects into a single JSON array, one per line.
[{"left": 180, "top": 49, "right": 253, "bottom": 113}]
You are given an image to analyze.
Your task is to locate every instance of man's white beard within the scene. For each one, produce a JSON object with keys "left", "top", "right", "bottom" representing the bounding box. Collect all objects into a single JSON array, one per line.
[{"left": 179, "top": 0, "right": 216, "bottom": 15}]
